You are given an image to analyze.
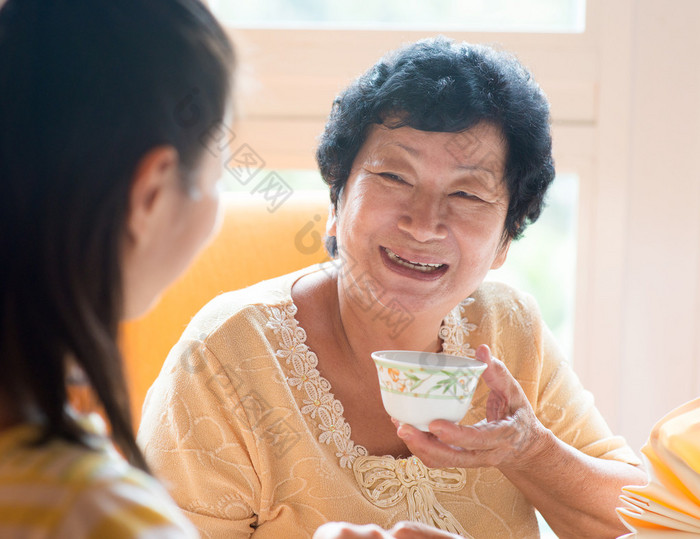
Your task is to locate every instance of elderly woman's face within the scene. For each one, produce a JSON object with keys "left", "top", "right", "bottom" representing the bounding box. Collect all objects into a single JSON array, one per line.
[{"left": 329, "top": 122, "right": 510, "bottom": 317}]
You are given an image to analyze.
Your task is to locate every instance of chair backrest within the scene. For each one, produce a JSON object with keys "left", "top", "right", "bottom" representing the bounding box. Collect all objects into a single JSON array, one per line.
[{"left": 119, "top": 191, "right": 330, "bottom": 428}]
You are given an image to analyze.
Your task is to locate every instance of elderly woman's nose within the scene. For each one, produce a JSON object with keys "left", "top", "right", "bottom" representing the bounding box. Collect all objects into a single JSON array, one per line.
[{"left": 397, "top": 195, "right": 448, "bottom": 242}]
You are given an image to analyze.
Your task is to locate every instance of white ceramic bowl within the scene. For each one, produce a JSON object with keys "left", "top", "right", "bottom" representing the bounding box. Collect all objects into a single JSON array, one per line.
[{"left": 371, "top": 350, "right": 487, "bottom": 431}]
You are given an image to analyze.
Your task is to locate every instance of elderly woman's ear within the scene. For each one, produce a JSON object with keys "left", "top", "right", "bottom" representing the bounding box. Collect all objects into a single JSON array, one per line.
[{"left": 491, "top": 237, "right": 512, "bottom": 270}]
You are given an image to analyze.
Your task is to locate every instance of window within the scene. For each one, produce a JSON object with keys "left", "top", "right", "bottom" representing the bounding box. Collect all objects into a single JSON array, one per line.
[
  {"left": 487, "top": 173, "right": 579, "bottom": 360},
  {"left": 211, "top": 0, "right": 585, "bottom": 33}
]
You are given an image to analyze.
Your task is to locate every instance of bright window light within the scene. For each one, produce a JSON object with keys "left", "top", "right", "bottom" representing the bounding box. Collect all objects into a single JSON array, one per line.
[
  {"left": 487, "top": 173, "right": 579, "bottom": 361},
  {"left": 210, "top": 0, "right": 586, "bottom": 33}
]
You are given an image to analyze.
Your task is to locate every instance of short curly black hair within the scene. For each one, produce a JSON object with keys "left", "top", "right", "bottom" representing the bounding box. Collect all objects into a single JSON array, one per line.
[{"left": 316, "top": 36, "right": 555, "bottom": 256}]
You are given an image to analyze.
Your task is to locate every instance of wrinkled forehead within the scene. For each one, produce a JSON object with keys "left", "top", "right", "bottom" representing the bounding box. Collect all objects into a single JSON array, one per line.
[{"left": 356, "top": 122, "right": 508, "bottom": 183}]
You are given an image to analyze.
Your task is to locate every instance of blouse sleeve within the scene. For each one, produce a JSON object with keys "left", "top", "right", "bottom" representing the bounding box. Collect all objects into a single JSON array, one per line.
[
  {"left": 535, "top": 321, "right": 641, "bottom": 466},
  {"left": 138, "top": 334, "right": 262, "bottom": 539},
  {"left": 56, "top": 463, "right": 200, "bottom": 538}
]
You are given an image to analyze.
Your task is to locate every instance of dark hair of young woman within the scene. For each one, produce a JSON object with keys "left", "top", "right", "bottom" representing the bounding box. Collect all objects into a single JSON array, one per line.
[{"left": 0, "top": 0, "right": 234, "bottom": 471}]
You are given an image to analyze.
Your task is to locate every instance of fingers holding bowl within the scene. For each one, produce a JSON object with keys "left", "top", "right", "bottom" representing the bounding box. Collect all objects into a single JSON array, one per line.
[
  {"left": 390, "top": 346, "right": 547, "bottom": 469},
  {"left": 474, "top": 345, "right": 530, "bottom": 411}
]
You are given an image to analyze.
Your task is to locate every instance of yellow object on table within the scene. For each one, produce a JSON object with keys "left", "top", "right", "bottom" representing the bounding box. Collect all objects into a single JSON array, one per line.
[{"left": 617, "top": 398, "right": 700, "bottom": 537}]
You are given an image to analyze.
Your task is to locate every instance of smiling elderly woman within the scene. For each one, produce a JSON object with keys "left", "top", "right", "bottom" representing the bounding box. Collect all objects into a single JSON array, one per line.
[{"left": 138, "top": 37, "right": 646, "bottom": 538}]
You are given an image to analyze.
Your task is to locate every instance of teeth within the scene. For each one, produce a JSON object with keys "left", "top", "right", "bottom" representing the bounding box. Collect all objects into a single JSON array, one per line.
[{"left": 384, "top": 248, "right": 445, "bottom": 273}]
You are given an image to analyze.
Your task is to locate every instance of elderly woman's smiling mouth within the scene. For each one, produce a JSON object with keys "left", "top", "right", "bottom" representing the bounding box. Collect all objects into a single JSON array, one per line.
[{"left": 380, "top": 246, "right": 449, "bottom": 279}]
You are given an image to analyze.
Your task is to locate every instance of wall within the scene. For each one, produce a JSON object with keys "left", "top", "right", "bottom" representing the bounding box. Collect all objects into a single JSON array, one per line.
[{"left": 580, "top": 0, "right": 700, "bottom": 451}]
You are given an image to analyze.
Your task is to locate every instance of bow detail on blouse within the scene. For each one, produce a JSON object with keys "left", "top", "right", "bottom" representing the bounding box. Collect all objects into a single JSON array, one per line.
[{"left": 353, "top": 455, "right": 468, "bottom": 535}]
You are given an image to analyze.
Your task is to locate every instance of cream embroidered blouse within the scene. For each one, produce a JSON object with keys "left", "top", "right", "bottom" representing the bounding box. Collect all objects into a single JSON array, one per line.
[{"left": 138, "top": 264, "right": 641, "bottom": 539}]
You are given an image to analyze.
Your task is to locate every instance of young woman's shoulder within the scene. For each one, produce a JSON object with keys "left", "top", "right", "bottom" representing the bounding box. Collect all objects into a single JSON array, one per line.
[{"left": 0, "top": 420, "right": 198, "bottom": 538}]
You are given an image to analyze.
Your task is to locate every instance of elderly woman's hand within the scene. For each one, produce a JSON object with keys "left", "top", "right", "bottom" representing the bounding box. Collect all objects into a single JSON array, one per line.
[
  {"left": 395, "top": 344, "right": 553, "bottom": 471},
  {"left": 313, "top": 521, "right": 464, "bottom": 539}
]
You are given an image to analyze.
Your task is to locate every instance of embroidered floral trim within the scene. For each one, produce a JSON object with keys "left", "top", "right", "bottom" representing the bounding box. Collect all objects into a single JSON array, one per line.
[
  {"left": 440, "top": 297, "right": 477, "bottom": 358},
  {"left": 265, "top": 295, "right": 478, "bottom": 471},
  {"left": 353, "top": 455, "right": 468, "bottom": 535},
  {"left": 266, "top": 301, "right": 368, "bottom": 468}
]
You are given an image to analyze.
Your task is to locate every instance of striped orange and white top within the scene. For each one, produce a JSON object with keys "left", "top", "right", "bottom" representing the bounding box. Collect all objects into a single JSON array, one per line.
[{"left": 0, "top": 414, "right": 197, "bottom": 538}]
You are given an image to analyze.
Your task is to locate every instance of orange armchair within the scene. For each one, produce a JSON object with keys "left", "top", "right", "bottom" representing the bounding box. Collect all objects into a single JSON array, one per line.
[{"left": 118, "top": 191, "right": 330, "bottom": 428}]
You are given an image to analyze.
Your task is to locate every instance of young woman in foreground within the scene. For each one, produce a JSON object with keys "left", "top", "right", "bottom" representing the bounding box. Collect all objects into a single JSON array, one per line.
[{"left": 0, "top": 0, "right": 233, "bottom": 535}]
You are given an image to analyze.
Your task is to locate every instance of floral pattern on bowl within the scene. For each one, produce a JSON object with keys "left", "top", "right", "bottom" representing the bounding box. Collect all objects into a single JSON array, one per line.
[
  {"left": 371, "top": 350, "right": 487, "bottom": 430},
  {"left": 375, "top": 363, "right": 482, "bottom": 400}
]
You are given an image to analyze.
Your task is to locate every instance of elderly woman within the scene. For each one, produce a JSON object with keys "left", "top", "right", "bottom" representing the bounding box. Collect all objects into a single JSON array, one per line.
[{"left": 139, "top": 37, "right": 645, "bottom": 538}]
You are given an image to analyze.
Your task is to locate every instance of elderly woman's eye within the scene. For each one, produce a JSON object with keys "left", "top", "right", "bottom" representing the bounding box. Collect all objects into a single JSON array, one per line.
[
  {"left": 380, "top": 172, "right": 406, "bottom": 183},
  {"left": 452, "top": 190, "right": 479, "bottom": 200}
]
